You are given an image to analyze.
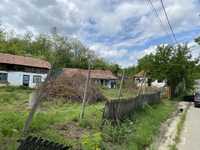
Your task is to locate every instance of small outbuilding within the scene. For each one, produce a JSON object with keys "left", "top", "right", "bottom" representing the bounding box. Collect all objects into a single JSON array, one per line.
[
  {"left": 133, "top": 70, "right": 166, "bottom": 88},
  {"left": 133, "top": 70, "right": 147, "bottom": 86},
  {"left": 0, "top": 53, "right": 51, "bottom": 88}
]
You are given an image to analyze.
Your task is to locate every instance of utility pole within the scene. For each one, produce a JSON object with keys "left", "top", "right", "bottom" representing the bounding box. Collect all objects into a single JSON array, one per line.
[
  {"left": 22, "top": 83, "right": 47, "bottom": 135},
  {"left": 22, "top": 67, "right": 55, "bottom": 135},
  {"left": 118, "top": 69, "right": 125, "bottom": 100},
  {"left": 137, "top": 72, "right": 146, "bottom": 96},
  {"left": 23, "top": 92, "right": 40, "bottom": 135}
]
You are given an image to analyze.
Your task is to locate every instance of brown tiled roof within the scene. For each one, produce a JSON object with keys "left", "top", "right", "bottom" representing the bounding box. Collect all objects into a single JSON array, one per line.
[
  {"left": 63, "top": 68, "right": 118, "bottom": 80},
  {"left": 0, "top": 53, "right": 51, "bottom": 69}
]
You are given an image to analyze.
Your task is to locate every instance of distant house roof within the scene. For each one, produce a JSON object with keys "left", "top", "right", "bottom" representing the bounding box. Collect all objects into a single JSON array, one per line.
[
  {"left": 63, "top": 68, "right": 118, "bottom": 80},
  {"left": 0, "top": 53, "right": 51, "bottom": 69},
  {"left": 133, "top": 70, "right": 145, "bottom": 77}
]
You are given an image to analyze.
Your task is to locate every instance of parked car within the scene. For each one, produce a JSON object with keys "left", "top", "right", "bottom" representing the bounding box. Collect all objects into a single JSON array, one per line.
[
  {"left": 194, "top": 91, "right": 200, "bottom": 107},
  {"left": 183, "top": 95, "right": 194, "bottom": 102}
]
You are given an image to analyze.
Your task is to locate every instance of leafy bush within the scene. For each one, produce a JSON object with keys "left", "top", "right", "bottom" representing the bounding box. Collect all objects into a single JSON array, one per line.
[
  {"left": 0, "top": 112, "right": 25, "bottom": 137},
  {"left": 81, "top": 132, "right": 102, "bottom": 150},
  {"left": 79, "top": 119, "right": 93, "bottom": 129}
]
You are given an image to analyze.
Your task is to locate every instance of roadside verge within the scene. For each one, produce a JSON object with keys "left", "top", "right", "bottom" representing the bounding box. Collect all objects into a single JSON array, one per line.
[{"left": 150, "top": 101, "right": 191, "bottom": 150}]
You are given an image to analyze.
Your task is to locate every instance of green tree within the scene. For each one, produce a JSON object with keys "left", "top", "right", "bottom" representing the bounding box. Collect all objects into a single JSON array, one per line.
[
  {"left": 137, "top": 53, "right": 155, "bottom": 77},
  {"left": 138, "top": 44, "right": 198, "bottom": 97},
  {"left": 109, "top": 64, "right": 121, "bottom": 75},
  {"left": 195, "top": 36, "right": 200, "bottom": 45},
  {"left": 0, "top": 25, "right": 121, "bottom": 72},
  {"left": 124, "top": 65, "right": 137, "bottom": 77}
]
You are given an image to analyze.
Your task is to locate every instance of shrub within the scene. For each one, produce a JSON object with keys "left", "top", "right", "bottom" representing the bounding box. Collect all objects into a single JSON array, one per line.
[
  {"left": 0, "top": 112, "right": 25, "bottom": 137},
  {"left": 81, "top": 132, "right": 102, "bottom": 150},
  {"left": 79, "top": 119, "right": 92, "bottom": 129},
  {"left": 102, "top": 100, "right": 176, "bottom": 149}
]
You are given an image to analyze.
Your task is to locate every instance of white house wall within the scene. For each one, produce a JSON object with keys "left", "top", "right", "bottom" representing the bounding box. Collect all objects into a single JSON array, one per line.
[
  {"left": 134, "top": 77, "right": 166, "bottom": 88},
  {"left": 0, "top": 70, "right": 47, "bottom": 88},
  {"left": 151, "top": 80, "right": 166, "bottom": 88}
]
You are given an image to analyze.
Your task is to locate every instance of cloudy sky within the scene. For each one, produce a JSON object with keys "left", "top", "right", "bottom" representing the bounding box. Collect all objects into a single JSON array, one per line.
[{"left": 0, "top": 0, "right": 200, "bottom": 67}]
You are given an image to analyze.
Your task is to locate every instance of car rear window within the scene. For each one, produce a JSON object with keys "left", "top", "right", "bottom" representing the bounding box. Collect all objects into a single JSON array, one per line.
[{"left": 195, "top": 93, "right": 200, "bottom": 98}]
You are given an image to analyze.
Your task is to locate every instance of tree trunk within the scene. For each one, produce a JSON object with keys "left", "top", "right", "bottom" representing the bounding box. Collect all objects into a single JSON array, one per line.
[{"left": 170, "top": 84, "right": 176, "bottom": 98}]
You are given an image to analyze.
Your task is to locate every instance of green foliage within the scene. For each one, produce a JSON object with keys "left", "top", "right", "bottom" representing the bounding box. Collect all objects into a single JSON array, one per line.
[
  {"left": 138, "top": 54, "right": 155, "bottom": 74},
  {"left": 109, "top": 64, "right": 121, "bottom": 75},
  {"left": 195, "top": 36, "right": 200, "bottom": 45},
  {"left": 169, "top": 144, "right": 178, "bottom": 150},
  {"left": 0, "top": 86, "right": 177, "bottom": 150},
  {"left": 0, "top": 86, "right": 104, "bottom": 149},
  {"left": 124, "top": 65, "right": 138, "bottom": 77},
  {"left": 0, "top": 112, "right": 25, "bottom": 137},
  {"left": 175, "top": 108, "right": 187, "bottom": 143},
  {"left": 100, "top": 87, "right": 136, "bottom": 99},
  {"left": 0, "top": 86, "right": 31, "bottom": 110},
  {"left": 81, "top": 132, "right": 102, "bottom": 150},
  {"left": 79, "top": 119, "right": 93, "bottom": 129},
  {"left": 0, "top": 25, "right": 121, "bottom": 72},
  {"left": 138, "top": 44, "right": 199, "bottom": 97},
  {"left": 192, "top": 64, "right": 200, "bottom": 79},
  {"left": 102, "top": 100, "right": 176, "bottom": 150}
]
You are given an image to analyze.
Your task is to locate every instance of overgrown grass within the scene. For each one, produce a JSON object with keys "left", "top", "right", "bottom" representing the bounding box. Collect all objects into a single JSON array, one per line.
[
  {"left": 175, "top": 110, "right": 187, "bottom": 143},
  {"left": 0, "top": 86, "right": 104, "bottom": 149},
  {"left": 169, "top": 106, "right": 188, "bottom": 150},
  {"left": 102, "top": 100, "right": 176, "bottom": 150},
  {"left": 100, "top": 87, "right": 137, "bottom": 100},
  {"left": 0, "top": 86, "right": 176, "bottom": 150}
]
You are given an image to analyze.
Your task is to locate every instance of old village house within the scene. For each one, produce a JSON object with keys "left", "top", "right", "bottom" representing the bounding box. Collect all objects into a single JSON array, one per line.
[
  {"left": 0, "top": 53, "right": 51, "bottom": 88},
  {"left": 62, "top": 68, "right": 118, "bottom": 88}
]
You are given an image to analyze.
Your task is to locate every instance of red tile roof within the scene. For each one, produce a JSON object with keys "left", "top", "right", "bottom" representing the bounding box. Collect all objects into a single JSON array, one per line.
[
  {"left": 63, "top": 68, "right": 118, "bottom": 80},
  {"left": 0, "top": 53, "right": 51, "bottom": 69}
]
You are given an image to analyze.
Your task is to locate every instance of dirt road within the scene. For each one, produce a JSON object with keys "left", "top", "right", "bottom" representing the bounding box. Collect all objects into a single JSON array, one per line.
[{"left": 178, "top": 104, "right": 200, "bottom": 150}]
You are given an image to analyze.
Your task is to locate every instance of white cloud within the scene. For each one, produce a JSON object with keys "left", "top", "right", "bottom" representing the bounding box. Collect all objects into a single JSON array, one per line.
[
  {"left": 0, "top": 0, "right": 200, "bottom": 67},
  {"left": 127, "top": 41, "right": 200, "bottom": 67},
  {"left": 128, "top": 45, "right": 157, "bottom": 64},
  {"left": 90, "top": 43, "right": 128, "bottom": 59}
]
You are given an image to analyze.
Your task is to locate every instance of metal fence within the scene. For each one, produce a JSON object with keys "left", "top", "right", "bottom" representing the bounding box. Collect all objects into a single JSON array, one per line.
[
  {"left": 17, "top": 136, "right": 71, "bottom": 150},
  {"left": 103, "top": 92, "right": 161, "bottom": 122}
]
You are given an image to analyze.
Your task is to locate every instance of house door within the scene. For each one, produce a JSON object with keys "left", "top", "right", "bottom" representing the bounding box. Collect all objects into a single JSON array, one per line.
[{"left": 23, "top": 75, "right": 30, "bottom": 86}]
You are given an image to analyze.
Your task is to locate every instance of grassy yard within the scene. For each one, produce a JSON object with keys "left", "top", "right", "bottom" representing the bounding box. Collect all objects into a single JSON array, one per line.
[
  {"left": 0, "top": 86, "right": 104, "bottom": 150},
  {"left": 100, "top": 87, "right": 137, "bottom": 100},
  {"left": 0, "top": 86, "right": 176, "bottom": 150},
  {"left": 102, "top": 99, "right": 176, "bottom": 150}
]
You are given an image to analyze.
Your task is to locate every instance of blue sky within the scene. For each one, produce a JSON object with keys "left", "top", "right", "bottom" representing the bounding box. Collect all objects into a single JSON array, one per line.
[{"left": 0, "top": 0, "right": 200, "bottom": 67}]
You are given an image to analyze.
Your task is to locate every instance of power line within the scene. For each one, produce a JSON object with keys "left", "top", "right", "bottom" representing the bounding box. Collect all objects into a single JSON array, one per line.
[
  {"left": 145, "top": 0, "right": 170, "bottom": 37},
  {"left": 160, "top": 0, "right": 178, "bottom": 44}
]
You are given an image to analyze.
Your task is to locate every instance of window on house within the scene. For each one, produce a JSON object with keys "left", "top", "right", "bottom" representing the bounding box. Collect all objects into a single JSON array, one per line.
[
  {"left": 33, "top": 75, "right": 42, "bottom": 84},
  {"left": 0, "top": 73, "right": 8, "bottom": 82}
]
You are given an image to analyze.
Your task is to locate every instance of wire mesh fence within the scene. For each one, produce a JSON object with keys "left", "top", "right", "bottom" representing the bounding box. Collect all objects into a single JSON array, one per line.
[{"left": 17, "top": 136, "right": 71, "bottom": 150}]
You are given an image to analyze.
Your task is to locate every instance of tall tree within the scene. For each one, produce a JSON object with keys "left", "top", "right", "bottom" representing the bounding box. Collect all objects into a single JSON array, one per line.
[
  {"left": 195, "top": 36, "right": 200, "bottom": 45},
  {"left": 0, "top": 25, "right": 120, "bottom": 71},
  {"left": 138, "top": 44, "right": 198, "bottom": 97}
]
